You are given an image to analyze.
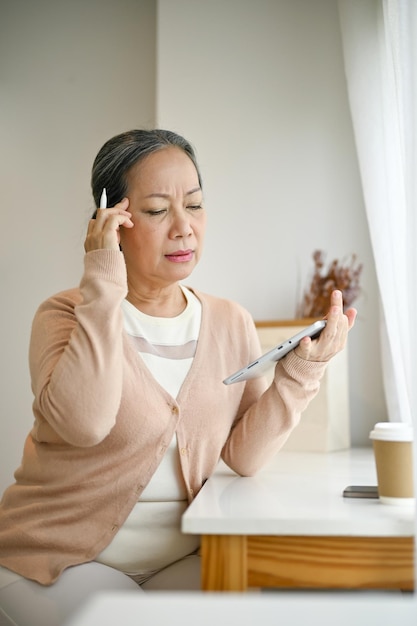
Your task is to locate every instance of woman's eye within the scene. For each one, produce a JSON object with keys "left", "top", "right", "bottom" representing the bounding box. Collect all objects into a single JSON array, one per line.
[
  {"left": 187, "top": 204, "right": 203, "bottom": 210},
  {"left": 145, "top": 209, "right": 167, "bottom": 216}
]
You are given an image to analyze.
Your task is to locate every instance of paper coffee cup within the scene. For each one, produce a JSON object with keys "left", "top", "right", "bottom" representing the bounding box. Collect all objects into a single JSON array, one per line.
[{"left": 369, "top": 422, "right": 414, "bottom": 505}]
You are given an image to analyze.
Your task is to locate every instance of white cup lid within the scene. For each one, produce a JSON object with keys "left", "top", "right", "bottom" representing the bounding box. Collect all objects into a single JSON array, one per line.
[{"left": 369, "top": 421, "right": 414, "bottom": 442}]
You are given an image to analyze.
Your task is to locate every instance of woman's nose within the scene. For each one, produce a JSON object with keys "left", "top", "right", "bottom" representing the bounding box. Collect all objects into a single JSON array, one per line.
[{"left": 171, "top": 211, "right": 192, "bottom": 238}]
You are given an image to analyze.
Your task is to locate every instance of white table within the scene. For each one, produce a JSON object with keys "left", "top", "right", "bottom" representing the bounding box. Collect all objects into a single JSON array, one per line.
[{"left": 182, "top": 449, "right": 415, "bottom": 591}]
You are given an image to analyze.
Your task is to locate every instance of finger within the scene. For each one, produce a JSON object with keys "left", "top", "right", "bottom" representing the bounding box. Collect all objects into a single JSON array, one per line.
[
  {"left": 99, "top": 214, "right": 135, "bottom": 250},
  {"left": 114, "top": 197, "right": 130, "bottom": 211},
  {"left": 330, "top": 289, "right": 343, "bottom": 307},
  {"left": 96, "top": 199, "right": 130, "bottom": 223},
  {"left": 91, "top": 214, "right": 134, "bottom": 243},
  {"left": 323, "top": 290, "right": 342, "bottom": 322},
  {"left": 95, "top": 209, "right": 133, "bottom": 225},
  {"left": 98, "top": 196, "right": 130, "bottom": 212},
  {"left": 94, "top": 194, "right": 133, "bottom": 229},
  {"left": 345, "top": 307, "right": 357, "bottom": 330},
  {"left": 85, "top": 212, "right": 134, "bottom": 251},
  {"left": 294, "top": 335, "right": 313, "bottom": 360},
  {"left": 87, "top": 218, "right": 97, "bottom": 233}
]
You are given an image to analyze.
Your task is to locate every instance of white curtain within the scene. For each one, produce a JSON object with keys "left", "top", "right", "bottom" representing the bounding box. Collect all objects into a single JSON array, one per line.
[{"left": 338, "top": 0, "right": 417, "bottom": 425}]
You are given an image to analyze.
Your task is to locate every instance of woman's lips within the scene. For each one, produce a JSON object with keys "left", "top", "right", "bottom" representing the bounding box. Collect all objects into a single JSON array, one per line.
[{"left": 165, "top": 249, "right": 194, "bottom": 263}]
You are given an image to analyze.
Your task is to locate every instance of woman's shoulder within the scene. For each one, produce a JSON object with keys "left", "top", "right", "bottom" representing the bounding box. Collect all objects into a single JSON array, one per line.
[{"left": 35, "top": 287, "right": 82, "bottom": 316}]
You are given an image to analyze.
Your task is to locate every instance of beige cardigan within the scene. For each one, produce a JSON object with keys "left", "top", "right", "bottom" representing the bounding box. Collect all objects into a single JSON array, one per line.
[{"left": 0, "top": 250, "right": 327, "bottom": 585}]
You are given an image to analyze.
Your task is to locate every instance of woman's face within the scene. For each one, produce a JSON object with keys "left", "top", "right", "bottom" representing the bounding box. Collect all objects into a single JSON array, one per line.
[{"left": 120, "top": 146, "right": 206, "bottom": 290}]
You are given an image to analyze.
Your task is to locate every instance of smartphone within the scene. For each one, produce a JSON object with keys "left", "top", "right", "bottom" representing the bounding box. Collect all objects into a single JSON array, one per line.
[
  {"left": 223, "top": 319, "right": 327, "bottom": 385},
  {"left": 342, "top": 485, "right": 379, "bottom": 499}
]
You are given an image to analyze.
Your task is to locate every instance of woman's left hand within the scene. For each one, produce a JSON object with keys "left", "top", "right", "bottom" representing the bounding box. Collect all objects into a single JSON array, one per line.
[{"left": 294, "top": 290, "right": 357, "bottom": 362}]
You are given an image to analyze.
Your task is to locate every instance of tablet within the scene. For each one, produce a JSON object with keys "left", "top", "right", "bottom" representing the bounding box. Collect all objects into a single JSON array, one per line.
[{"left": 223, "top": 319, "right": 327, "bottom": 385}]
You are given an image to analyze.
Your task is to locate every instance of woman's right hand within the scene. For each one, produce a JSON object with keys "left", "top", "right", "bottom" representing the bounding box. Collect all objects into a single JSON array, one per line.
[{"left": 84, "top": 197, "right": 134, "bottom": 252}]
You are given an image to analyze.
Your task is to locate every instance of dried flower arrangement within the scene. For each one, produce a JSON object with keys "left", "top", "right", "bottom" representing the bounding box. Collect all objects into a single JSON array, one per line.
[{"left": 297, "top": 250, "right": 363, "bottom": 318}]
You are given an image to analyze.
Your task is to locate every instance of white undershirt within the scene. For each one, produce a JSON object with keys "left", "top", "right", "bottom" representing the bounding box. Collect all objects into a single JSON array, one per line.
[{"left": 95, "top": 286, "right": 202, "bottom": 582}]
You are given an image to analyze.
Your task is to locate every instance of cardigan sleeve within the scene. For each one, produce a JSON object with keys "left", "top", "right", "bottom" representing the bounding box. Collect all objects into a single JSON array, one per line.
[
  {"left": 29, "top": 250, "right": 128, "bottom": 447},
  {"left": 220, "top": 322, "right": 328, "bottom": 476}
]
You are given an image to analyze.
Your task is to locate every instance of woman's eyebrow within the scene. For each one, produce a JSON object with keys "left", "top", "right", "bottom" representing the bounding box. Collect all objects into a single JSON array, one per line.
[
  {"left": 186, "top": 187, "right": 202, "bottom": 196},
  {"left": 144, "top": 186, "right": 202, "bottom": 199}
]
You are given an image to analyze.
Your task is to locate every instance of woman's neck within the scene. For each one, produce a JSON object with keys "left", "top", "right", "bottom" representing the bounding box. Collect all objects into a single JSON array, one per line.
[{"left": 126, "top": 282, "right": 187, "bottom": 317}]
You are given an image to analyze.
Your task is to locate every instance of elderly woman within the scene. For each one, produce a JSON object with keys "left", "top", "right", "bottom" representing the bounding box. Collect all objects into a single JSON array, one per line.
[{"left": 0, "top": 129, "right": 356, "bottom": 625}]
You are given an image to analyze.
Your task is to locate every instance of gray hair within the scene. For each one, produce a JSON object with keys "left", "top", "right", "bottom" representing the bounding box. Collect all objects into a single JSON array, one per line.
[{"left": 91, "top": 129, "right": 202, "bottom": 213}]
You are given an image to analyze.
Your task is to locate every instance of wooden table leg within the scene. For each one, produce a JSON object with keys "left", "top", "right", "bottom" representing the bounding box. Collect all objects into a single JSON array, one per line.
[{"left": 201, "top": 535, "right": 247, "bottom": 591}]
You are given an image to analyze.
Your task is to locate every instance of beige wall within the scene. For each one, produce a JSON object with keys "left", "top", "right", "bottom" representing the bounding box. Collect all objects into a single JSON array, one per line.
[
  {"left": 157, "top": 0, "right": 386, "bottom": 447},
  {"left": 0, "top": 0, "right": 386, "bottom": 492},
  {"left": 0, "top": 0, "right": 156, "bottom": 491}
]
